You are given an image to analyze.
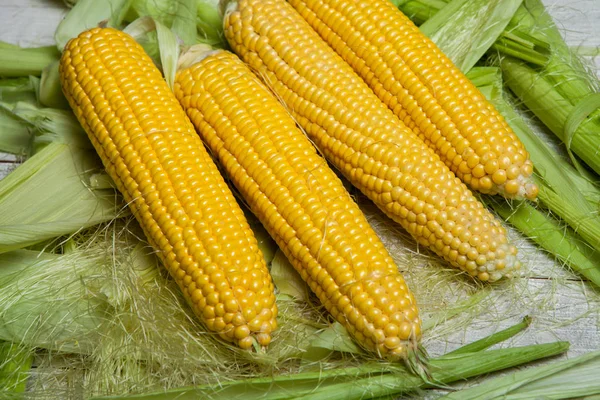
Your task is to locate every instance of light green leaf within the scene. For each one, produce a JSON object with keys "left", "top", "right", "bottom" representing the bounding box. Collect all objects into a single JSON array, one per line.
[
  {"left": 270, "top": 250, "right": 310, "bottom": 301},
  {"left": 123, "top": 17, "right": 180, "bottom": 89},
  {"left": 420, "top": 0, "right": 523, "bottom": 72},
  {"left": 309, "top": 323, "right": 363, "bottom": 355},
  {"left": 440, "top": 350, "right": 600, "bottom": 399},
  {"left": 0, "top": 142, "right": 120, "bottom": 253},
  {"left": 55, "top": 0, "right": 132, "bottom": 51}
]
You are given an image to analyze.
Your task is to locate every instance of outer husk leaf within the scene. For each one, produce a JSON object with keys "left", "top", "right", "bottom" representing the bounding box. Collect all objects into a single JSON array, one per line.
[
  {"left": 0, "top": 142, "right": 120, "bottom": 253},
  {"left": 419, "top": 0, "right": 523, "bottom": 72},
  {"left": 54, "top": 0, "right": 132, "bottom": 50},
  {"left": 440, "top": 349, "right": 600, "bottom": 399}
]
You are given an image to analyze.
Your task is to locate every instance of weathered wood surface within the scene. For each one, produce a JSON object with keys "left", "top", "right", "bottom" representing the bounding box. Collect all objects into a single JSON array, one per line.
[{"left": 0, "top": 0, "right": 599, "bottom": 395}]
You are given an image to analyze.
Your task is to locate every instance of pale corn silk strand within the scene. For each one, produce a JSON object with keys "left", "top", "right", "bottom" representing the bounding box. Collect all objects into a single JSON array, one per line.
[
  {"left": 223, "top": 0, "right": 521, "bottom": 282},
  {"left": 287, "top": 0, "right": 538, "bottom": 201},
  {"left": 174, "top": 49, "right": 421, "bottom": 360},
  {"left": 58, "top": 27, "right": 278, "bottom": 350}
]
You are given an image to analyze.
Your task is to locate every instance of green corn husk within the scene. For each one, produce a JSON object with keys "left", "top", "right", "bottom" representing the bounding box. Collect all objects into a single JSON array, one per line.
[
  {"left": 0, "top": 77, "right": 39, "bottom": 105},
  {"left": 124, "top": 0, "right": 225, "bottom": 47},
  {"left": 391, "top": 0, "right": 446, "bottom": 25},
  {"left": 440, "top": 349, "right": 600, "bottom": 399},
  {"left": 0, "top": 44, "right": 60, "bottom": 78},
  {"left": 0, "top": 142, "right": 120, "bottom": 253},
  {"left": 500, "top": 0, "right": 600, "bottom": 175},
  {"left": 3, "top": 102, "right": 92, "bottom": 153},
  {"left": 170, "top": 0, "right": 199, "bottom": 46},
  {"left": 122, "top": 17, "right": 180, "bottom": 89},
  {"left": 0, "top": 106, "right": 31, "bottom": 156}
]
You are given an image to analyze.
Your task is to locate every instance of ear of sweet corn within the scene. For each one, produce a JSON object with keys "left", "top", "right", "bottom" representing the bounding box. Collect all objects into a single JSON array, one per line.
[
  {"left": 223, "top": 0, "right": 520, "bottom": 282},
  {"left": 174, "top": 48, "right": 421, "bottom": 360},
  {"left": 287, "top": 0, "right": 538, "bottom": 201},
  {"left": 59, "top": 27, "right": 277, "bottom": 350}
]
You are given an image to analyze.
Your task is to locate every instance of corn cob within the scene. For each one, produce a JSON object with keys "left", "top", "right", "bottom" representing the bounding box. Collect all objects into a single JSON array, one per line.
[
  {"left": 174, "top": 47, "right": 421, "bottom": 359},
  {"left": 59, "top": 27, "right": 277, "bottom": 349},
  {"left": 223, "top": 0, "right": 520, "bottom": 281},
  {"left": 287, "top": 0, "right": 538, "bottom": 200}
]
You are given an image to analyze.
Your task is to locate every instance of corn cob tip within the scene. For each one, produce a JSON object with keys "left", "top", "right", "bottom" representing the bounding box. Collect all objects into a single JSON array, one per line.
[
  {"left": 487, "top": 159, "right": 538, "bottom": 201},
  {"left": 476, "top": 243, "right": 521, "bottom": 282}
]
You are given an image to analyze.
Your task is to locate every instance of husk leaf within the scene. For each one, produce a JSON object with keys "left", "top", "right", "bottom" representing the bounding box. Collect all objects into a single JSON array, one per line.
[{"left": 0, "top": 142, "right": 121, "bottom": 253}]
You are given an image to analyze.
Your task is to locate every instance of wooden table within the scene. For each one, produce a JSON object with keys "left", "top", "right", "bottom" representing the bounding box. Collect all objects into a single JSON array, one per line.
[{"left": 1, "top": 0, "right": 600, "bottom": 395}]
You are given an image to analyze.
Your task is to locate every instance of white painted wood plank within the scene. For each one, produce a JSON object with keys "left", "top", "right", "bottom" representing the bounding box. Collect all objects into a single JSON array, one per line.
[
  {"left": 0, "top": 161, "right": 17, "bottom": 177},
  {"left": 0, "top": 153, "right": 19, "bottom": 162},
  {"left": 0, "top": 4, "right": 66, "bottom": 47}
]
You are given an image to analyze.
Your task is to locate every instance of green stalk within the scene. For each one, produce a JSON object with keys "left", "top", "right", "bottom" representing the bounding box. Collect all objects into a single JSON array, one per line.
[
  {"left": 91, "top": 342, "right": 568, "bottom": 399},
  {"left": 501, "top": 56, "right": 600, "bottom": 176},
  {"left": 537, "top": 183, "right": 600, "bottom": 249},
  {"left": 489, "top": 200, "right": 600, "bottom": 285},
  {"left": 440, "top": 349, "right": 600, "bottom": 399},
  {"left": 0, "top": 45, "right": 60, "bottom": 78},
  {"left": 445, "top": 316, "right": 531, "bottom": 356},
  {"left": 296, "top": 342, "right": 569, "bottom": 400}
]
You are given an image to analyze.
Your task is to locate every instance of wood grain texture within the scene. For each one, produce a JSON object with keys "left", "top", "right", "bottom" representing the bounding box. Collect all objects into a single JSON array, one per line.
[{"left": 0, "top": 0, "right": 599, "bottom": 393}]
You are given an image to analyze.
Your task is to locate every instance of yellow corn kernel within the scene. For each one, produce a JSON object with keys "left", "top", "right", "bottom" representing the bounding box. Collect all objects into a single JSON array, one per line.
[
  {"left": 59, "top": 27, "right": 277, "bottom": 349},
  {"left": 288, "top": 0, "right": 538, "bottom": 200},
  {"left": 174, "top": 48, "right": 420, "bottom": 360},
  {"left": 223, "top": 0, "right": 521, "bottom": 281}
]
